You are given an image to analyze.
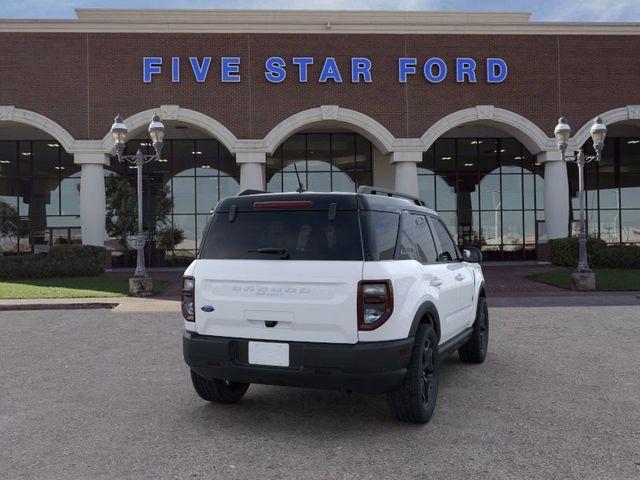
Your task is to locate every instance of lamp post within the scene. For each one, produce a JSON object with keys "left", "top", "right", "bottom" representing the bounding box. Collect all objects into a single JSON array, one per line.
[
  {"left": 110, "top": 114, "right": 165, "bottom": 280},
  {"left": 553, "top": 116, "right": 607, "bottom": 284}
]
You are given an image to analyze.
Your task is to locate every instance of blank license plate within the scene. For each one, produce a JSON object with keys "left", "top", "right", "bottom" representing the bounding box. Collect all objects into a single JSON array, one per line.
[{"left": 248, "top": 341, "right": 289, "bottom": 367}]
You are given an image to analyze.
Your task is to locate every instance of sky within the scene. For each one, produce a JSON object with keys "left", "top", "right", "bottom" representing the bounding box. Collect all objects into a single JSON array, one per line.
[{"left": 1, "top": 0, "right": 640, "bottom": 22}]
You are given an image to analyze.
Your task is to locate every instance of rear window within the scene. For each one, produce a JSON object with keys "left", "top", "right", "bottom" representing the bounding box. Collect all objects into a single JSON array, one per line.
[{"left": 200, "top": 210, "right": 363, "bottom": 261}]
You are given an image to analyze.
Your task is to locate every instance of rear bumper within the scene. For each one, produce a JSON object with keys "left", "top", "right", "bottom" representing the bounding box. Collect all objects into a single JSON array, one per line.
[{"left": 183, "top": 331, "right": 414, "bottom": 394}]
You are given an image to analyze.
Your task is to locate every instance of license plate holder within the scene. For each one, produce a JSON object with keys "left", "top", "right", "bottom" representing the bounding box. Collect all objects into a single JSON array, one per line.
[{"left": 248, "top": 341, "right": 290, "bottom": 367}]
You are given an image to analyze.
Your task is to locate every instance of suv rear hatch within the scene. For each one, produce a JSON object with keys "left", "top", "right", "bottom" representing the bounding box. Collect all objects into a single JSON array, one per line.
[{"left": 193, "top": 194, "right": 363, "bottom": 344}]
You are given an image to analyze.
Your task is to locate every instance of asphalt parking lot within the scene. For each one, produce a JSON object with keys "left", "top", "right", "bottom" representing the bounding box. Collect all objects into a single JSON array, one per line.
[{"left": 1, "top": 306, "right": 639, "bottom": 480}]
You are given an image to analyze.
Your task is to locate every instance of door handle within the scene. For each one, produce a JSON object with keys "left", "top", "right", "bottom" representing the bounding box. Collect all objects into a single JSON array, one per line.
[
  {"left": 455, "top": 273, "right": 465, "bottom": 281},
  {"left": 430, "top": 277, "right": 443, "bottom": 287}
]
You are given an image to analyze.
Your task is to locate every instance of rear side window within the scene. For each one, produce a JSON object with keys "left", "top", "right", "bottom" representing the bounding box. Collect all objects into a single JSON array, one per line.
[
  {"left": 395, "top": 212, "right": 437, "bottom": 263},
  {"left": 200, "top": 210, "right": 363, "bottom": 261},
  {"left": 412, "top": 215, "right": 438, "bottom": 263},
  {"left": 430, "top": 217, "right": 459, "bottom": 262}
]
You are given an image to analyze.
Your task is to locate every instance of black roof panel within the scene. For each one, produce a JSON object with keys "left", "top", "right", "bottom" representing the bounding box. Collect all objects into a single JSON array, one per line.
[{"left": 215, "top": 191, "right": 438, "bottom": 215}]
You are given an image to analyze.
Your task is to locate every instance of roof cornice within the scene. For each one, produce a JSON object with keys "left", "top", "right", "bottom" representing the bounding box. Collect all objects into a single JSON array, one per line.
[{"left": 0, "top": 9, "right": 639, "bottom": 35}]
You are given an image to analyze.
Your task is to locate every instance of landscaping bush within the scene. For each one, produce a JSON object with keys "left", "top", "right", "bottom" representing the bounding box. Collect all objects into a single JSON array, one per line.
[
  {"left": 0, "top": 245, "right": 106, "bottom": 279},
  {"left": 549, "top": 237, "right": 607, "bottom": 267},
  {"left": 593, "top": 245, "right": 640, "bottom": 269},
  {"left": 550, "top": 237, "right": 640, "bottom": 268}
]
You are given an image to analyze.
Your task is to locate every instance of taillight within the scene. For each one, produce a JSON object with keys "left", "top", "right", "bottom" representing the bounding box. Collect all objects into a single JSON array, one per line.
[
  {"left": 357, "top": 280, "right": 393, "bottom": 331},
  {"left": 182, "top": 276, "right": 195, "bottom": 322}
]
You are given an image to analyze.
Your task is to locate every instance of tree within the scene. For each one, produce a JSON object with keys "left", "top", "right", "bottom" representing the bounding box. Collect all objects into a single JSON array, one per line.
[
  {"left": 0, "top": 201, "right": 21, "bottom": 250},
  {"left": 157, "top": 226, "right": 185, "bottom": 252},
  {"left": 105, "top": 175, "right": 173, "bottom": 252},
  {"left": 0, "top": 201, "right": 22, "bottom": 251}
]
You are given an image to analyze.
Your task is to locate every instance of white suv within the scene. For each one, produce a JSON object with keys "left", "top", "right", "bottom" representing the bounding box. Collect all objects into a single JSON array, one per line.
[{"left": 182, "top": 187, "right": 488, "bottom": 423}]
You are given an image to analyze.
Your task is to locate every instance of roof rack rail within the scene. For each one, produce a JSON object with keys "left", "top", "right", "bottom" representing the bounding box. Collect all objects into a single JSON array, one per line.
[
  {"left": 357, "top": 186, "right": 426, "bottom": 207},
  {"left": 237, "top": 188, "right": 267, "bottom": 196}
]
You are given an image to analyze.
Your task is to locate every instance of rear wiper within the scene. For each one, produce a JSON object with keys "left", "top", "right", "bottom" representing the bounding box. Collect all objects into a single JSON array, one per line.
[{"left": 249, "top": 247, "right": 290, "bottom": 259}]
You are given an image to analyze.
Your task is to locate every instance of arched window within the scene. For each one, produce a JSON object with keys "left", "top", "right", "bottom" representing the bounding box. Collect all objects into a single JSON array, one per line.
[
  {"left": 107, "top": 138, "right": 239, "bottom": 267},
  {"left": 0, "top": 140, "right": 79, "bottom": 253},
  {"left": 266, "top": 133, "right": 372, "bottom": 193},
  {"left": 418, "top": 137, "right": 544, "bottom": 261}
]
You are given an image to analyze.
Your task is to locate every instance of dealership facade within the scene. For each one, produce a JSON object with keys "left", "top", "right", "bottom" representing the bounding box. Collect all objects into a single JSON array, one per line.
[{"left": 0, "top": 9, "right": 639, "bottom": 264}]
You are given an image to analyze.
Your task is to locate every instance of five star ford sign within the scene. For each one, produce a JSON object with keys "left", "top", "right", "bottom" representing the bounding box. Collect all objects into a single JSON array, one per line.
[{"left": 142, "top": 56, "right": 508, "bottom": 84}]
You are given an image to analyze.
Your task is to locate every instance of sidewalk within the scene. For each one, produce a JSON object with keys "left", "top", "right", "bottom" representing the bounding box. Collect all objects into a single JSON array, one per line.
[
  {"left": 0, "top": 296, "right": 180, "bottom": 313},
  {"left": 1, "top": 264, "right": 638, "bottom": 312}
]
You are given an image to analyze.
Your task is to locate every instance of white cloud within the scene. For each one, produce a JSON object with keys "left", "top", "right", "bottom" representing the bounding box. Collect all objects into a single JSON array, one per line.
[{"left": 547, "top": 0, "right": 640, "bottom": 22}]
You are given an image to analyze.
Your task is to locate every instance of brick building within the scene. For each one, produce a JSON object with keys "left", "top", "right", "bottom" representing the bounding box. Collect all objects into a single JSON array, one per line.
[{"left": 1, "top": 9, "right": 639, "bottom": 264}]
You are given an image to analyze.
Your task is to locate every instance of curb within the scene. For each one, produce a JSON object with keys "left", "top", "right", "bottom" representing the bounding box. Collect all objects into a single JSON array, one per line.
[{"left": 0, "top": 302, "right": 120, "bottom": 312}]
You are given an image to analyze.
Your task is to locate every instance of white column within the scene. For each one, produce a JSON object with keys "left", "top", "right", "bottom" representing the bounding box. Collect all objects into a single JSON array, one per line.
[
  {"left": 75, "top": 153, "right": 109, "bottom": 246},
  {"left": 372, "top": 146, "right": 394, "bottom": 190},
  {"left": 391, "top": 151, "right": 421, "bottom": 197},
  {"left": 237, "top": 151, "right": 266, "bottom": 191},
  {"left": 539, "top": 151, "right": 569, "bottom": 239}
]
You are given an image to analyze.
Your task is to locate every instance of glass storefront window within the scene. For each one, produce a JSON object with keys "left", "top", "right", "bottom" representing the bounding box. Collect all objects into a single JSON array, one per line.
[
  {"left": 266, "top": 132, "right": 372, "bottom": 193},
  {"left": 436, "top": 176, "right": 456, "bottom": 211},
  {"left": 502, "top": 211, "right": 524, "bottom": 250},
  {"left": 105, "top": 138, "right": 239, "bottom": 266},
  {"left": 568, "top": 136, "right": 640, "bottom": 245},
  {"left": 0, "top": 140, "right": 80, "bottom": 254},
  {"left": 599, "top": 210, "right": 620, "bottom": 243},
  {"left": 435, "top": 139, "right": 457, "bottom": 175},
  {"left": 479, "top": 175, "right": 501, "bottom": 211},
  {"left": 418, "top": 175, "right": 435, "bottom": 208},
  {"left": 419, "top": 136, "right": 545, "bottom": 260},
  {"left": 501, "top": 175, "right": 523, "bottom": 210},
  {"left": 196, "top": 177, "right": 219, "bottom": 214},
  {"left": 500, "top": 138, "right": 523, "bottom": 174},
  {"left": 621, "top": 210, "right": 640, "bottom": 243}
]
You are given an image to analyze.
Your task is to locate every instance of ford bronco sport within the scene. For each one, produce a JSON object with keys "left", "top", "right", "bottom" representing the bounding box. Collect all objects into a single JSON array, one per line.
[{"left": 182, "top": 187, "right": 488, "bottom": 423}]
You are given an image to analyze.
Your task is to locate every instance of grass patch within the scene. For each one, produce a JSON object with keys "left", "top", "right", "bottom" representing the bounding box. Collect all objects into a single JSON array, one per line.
[
  {"left": 526, "top": 268, "right": 640, "bottom": 291},
  {"left": 0, "top": 276, "right": 170, "bottom": 299}
]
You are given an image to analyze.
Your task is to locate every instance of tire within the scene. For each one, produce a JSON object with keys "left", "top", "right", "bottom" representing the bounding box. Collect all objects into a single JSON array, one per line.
[
  {"left": 386, "top": 324, "right": 439, "bottom": 424},
  {"left": 458, "top": 296, "right": 489, "bottom": 364},
  {"left": 190, "top": 370, "right": 250, "bottom": 404}
]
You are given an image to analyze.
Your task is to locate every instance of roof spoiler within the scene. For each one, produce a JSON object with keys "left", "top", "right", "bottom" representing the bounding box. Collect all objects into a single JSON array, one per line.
[
  {"left": 357, "top": 186, "right": 426, "bottom": 207},
  {"left": 236, "top": 188, "right": 268, "bottom": 196}
]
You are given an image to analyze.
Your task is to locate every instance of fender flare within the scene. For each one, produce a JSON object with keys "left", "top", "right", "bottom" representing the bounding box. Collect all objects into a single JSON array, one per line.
[
  {"left": 408, "top": 301, "right": 441, "bottom": 341},
  {"left": 478, "top": 280, "right": 486, "bottom": 298}
]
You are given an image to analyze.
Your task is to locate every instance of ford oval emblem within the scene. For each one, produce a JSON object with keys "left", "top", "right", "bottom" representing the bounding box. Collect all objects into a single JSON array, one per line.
[{"left": 201, "top": 305, "right": 215, "bottom": 312}]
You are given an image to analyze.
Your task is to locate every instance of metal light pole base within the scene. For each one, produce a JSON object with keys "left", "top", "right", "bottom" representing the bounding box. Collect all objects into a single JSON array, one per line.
[
  {"left": 129, "top": 277, "right": 154, "bottom": 297},
  {"left": 571, "top": 271, "right": 596, "bottom": 291}
]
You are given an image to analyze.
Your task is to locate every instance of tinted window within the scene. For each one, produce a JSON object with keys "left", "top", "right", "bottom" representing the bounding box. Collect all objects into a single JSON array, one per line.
[
  {"left": 360, "top": 211, "right": 399, "bottom": 261},
  {"left": 412, "top": 215, "right": 438, "bottom": 263},
  {"left": 200, "top": 210, "right": 363, "bottom": 260},
  {"left": 395, "top": 213, "right": 438, "bottom": 264},
  {"left": 430, "top": 217, "right": 459, "bottom": 261},
  {"left": 395, "top": 213, "right": 417, "bottom": 261}
]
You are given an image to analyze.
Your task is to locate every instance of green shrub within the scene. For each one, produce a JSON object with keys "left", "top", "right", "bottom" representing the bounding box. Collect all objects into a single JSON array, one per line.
[
  {"left": 593, "top": 245, "right": 640, "bottom": 269},
  {"left": 550, "top": 237, "right": 640, "bottom": 268},
  {"left": 549, "top": 237, "right": 607, "bottom": 267},
  {"left": 0, "top": 245, "right": 106, "bottom": 279}
]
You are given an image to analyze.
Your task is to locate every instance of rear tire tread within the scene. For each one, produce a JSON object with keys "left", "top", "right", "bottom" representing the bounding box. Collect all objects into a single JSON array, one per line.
[
  {"left": 386, "top": 324, "right": 439, "bottom": 424},
  {"left": 190, "top": 370, "right": 249, "bottom": 404}
]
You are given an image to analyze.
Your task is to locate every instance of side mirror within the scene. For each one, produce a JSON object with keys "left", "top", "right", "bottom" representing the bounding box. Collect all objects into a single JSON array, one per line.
[{"left": 462, "top": 246, "right": 482, "bottom": 263}]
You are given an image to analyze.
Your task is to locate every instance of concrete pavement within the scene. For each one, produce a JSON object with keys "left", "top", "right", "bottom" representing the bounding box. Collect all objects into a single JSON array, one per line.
[{"left": 1, "top": 306, "right": 639, "bottom": 479}]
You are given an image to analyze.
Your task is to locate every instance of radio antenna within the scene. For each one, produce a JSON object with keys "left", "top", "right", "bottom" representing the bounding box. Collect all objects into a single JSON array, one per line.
[{"left": 293, "top": 162, "right": 306, "bottom": 193}]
